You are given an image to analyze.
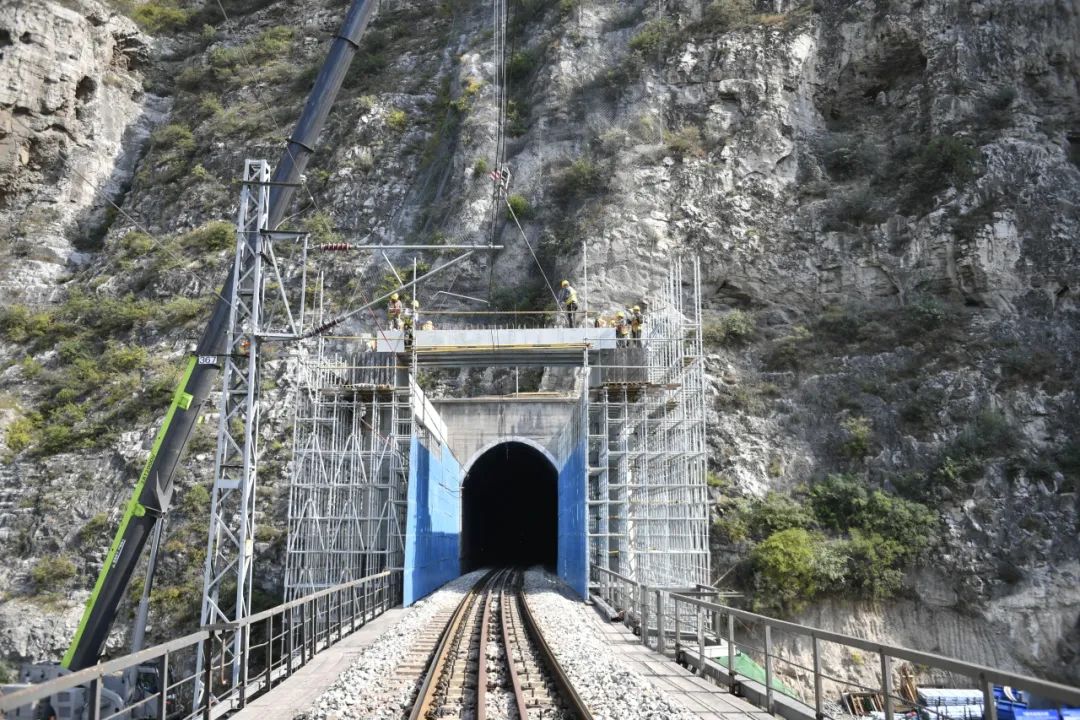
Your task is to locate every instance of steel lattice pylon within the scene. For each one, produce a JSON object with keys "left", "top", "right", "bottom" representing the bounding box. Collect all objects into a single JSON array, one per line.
[{"left": 196, "top": 159, "right": 309, "bottom": 696}]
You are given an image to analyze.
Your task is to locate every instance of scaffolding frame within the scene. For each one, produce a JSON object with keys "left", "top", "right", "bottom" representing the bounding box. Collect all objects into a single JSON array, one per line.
[
  {"left": 284, "top": 349, "right": 412, "bottom": 599},
  {"left": 587, "top": 257, "right": 709, "bottom": 590},
  {"left": 284, "top": 256, "right": 708, "bottom": 601}
]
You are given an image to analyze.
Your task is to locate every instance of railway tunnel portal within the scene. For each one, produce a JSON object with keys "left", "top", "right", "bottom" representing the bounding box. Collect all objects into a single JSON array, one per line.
[{"left": 282, "top": 260, "right": 709, "bottom": 609}]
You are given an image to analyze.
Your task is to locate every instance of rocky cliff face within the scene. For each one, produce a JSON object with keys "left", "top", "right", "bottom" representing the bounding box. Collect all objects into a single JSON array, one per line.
[{"left": 1, "top": 0, "right": 1077, "bottom": 686}]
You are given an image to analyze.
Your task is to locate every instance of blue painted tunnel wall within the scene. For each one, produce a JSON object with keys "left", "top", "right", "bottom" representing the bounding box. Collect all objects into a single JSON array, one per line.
[
  {"left": 404, "top": 435, "right": 461, "bottom": 605},
  {"left": 556, "top": 440, "right": 588, "bottom": 598}
]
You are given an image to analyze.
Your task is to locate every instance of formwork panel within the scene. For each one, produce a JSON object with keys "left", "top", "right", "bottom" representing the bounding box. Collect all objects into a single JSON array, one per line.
[
  {"left": 557, "top": 439, "right": 589, "bottom": 598},
  {"left": 404, "top": 433, "right": 462, "bottom": 605}
]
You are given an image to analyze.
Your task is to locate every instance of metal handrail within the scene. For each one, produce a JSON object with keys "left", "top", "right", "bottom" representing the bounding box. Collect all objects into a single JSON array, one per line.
[
  {"left": 588, "top": 563, "right": 1080, "bottom": 717},
  {"left": 0, "top": 570, "right": 401, "bottom": 716},
  {"left": 668, "top": 592, "right": 1080, "bottom": 707}
]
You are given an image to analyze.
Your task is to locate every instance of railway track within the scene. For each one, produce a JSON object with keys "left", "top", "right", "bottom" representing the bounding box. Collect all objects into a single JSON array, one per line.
[{"left": 409, "top": 569, "right": 592, "bottom": 720}]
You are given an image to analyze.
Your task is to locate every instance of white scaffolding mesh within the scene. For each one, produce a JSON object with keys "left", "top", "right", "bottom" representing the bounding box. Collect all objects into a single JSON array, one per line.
[
  {"left": 587, "top": 258, "right": 709, "bottom": 590},
  {"left": 284, "top": 348, "right": 412, "bottom": 599}
]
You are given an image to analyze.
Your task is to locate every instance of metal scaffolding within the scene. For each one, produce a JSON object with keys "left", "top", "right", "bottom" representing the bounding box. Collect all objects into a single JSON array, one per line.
[
  {"left": 281, "top": 255, "right": 708, "bottom": 602},
  {"left": 284, "top": 348, "right": 411, "bottom": 598},
  {"left": 587, "top": 258, "right": 710, "bottom": 590}
]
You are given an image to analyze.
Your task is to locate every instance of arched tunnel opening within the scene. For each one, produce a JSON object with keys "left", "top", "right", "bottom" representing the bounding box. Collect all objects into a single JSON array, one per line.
[{"left": 461, "top": 441, "right": 557, "bottom": 571}]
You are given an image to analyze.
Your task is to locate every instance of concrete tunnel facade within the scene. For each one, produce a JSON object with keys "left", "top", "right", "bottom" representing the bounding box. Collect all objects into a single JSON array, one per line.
[{"left": 403, "top": 397, "right": 587, "bottom": 605}]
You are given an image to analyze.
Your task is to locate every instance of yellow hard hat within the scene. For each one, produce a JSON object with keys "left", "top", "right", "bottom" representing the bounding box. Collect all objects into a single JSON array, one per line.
[
  {"left": 617, "top": 311, "right": 625, "bottom": 318},
  {"left": 412, "top": 300, "right": 420, "bottom": 308},
  {"left": 561, "top": 280, "right": 569, "bottom": 287},
  {"left": 632, "top": 305, "right": 640, "bottom": 312},
  {"left": 391, "top": 293, "right": 399, "bottom": 301}
]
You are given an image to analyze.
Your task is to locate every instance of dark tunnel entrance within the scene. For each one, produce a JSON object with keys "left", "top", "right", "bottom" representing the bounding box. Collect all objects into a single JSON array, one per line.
[{"left": 461, "top": 441, "right": 557, "bottom": 571}]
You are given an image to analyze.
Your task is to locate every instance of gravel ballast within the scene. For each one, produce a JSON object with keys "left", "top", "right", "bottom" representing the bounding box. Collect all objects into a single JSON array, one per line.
[
  {"left": 523, "top": 568, "right": 700, "bottom": 720},
  {"left": 299, "top": 570, "right": 487, "bottom": 720}
]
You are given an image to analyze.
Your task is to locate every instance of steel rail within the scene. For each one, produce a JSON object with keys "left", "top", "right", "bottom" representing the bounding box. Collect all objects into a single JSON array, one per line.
[
  {"left": 515, "top": 571, "right": 595, "bottom": 720},
  {"left": 477, "top": 573, "right": 494, "bottom": 720},
  {"left": 500, "top": 572, "right": 531, "bottom": 720},
  {"left": 407, "top": 571, "right": 496, "bottom": 720}
]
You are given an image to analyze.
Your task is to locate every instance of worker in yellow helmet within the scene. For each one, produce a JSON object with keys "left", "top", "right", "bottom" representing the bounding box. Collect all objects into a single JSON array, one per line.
[
  {"left": 557, "top": 279, "right": 578, "bottom": 327},
  {"left": 630, "top": 305, "right": 644, "bottom": 342},
  {"left": 388, "top": 292, "right": 403, "bottom": 329},
  {"left": 614, "top": 310, "right": 630, "bottom": 347}
]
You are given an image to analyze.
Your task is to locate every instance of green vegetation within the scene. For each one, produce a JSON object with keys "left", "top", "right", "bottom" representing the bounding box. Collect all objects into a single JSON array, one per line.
[
  {"left": 303, "top": 212, "right": 341, "bottom": 245},
  {"left": 839, "top": 416, "right": 873, "bottom": 459},
  {"left": 551, "top": 158, "right": 605, "bottom": 204},
  {"left": 664, "top": 125, "right": 705, "bottom": 159},
  {"left": 506, "top": 194, "right": 532, "bottom": 220},
  {"left": 131, "top": 0, "right": 191, "bottom": 33},
  {"left": 5, "top": 417, "right": 34, "bottom": 454},
  {"left": 507, "top": 50, "right": 537, "bottom": 81},
  {"left": 715, "top": 475, "right": 938, "bottom": 613},
  {"left": 386, "top": 108, "right": 408, "bottom": 131},
  {"left": 473, "top": 158, "right": 489, "bottom": 177},
  {"left": 30, "top": 555, "right": 77, "bottom": 592},
  {"left": 181, "top": 485, "right": 211, "bottom": 516},
  {"left": 629, "top": 19, "right": 677, "bottom": 57},
  {"left": 77, "top": 513, "right": 111, "bottom": 547},
  {"left": 703, "top": 310, "right": 754, "bottom": 347},
  {"left": 699, "top": 0, "right": 754, "bottom": 32},
  {"left": 751, "top": 528, "right": 821, "bottom": 612},
  {"left": 0, "top": 243, "right": 219, "bottom": 458}
]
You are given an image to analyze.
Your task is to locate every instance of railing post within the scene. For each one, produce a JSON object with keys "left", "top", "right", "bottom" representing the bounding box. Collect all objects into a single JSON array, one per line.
[
  {"left": 336, "top": 588, "right": 343, "bottom": 641},
  {"left": 813, "top": 636, "right": 824, "bottom": 720},
  {"left": 87, "top": 675, "right": 102, "bottom": 720},
  {"left": 310, "top": 597, "right": 318, "bottom": 658},
  {"left": 350, "top": 584, "right": 357, "bottom": 633},
  {"left": 265, "top": 616, "right": 274, "bottom": 692},
  {"left": 158, "top": 650, "right": 169, "bottom": 720},
  {"left": 300, "top": 602, "right": 308, "bottom": 665},
  {"left": 727, "top": 613, "right": 736, "bottom": 693},
  {"left": 697, "top": 606, "right": 705, "bottom": 677},
  {"left": 656, "top": 590, "right": 665, "bottom": 656},
  {"left": 881, "top": 652, "right": 894, "bottom": 720},
  {"left": 982, "top": 675, "right": 998, "bottom": 720},
  {"left": 361, "top": 580, "right": 368, "bottom": 624},
  {"left": 202, "top": 633, "right": 215, "bottom": 720},
  {"left": 764, "top": 625, "right": 774, "bottom": 713},
  {"left": 640, "top": 585, "right": 650, "bottom": 647},
  {"left": 239, "top": 623, "right": 250, "bottom": 708},
  {"left": 286, "top": 611, "right": 295, "bottom": 677},
  {"left": 674, "top": 597, "right": 681, "bottom": 656}
]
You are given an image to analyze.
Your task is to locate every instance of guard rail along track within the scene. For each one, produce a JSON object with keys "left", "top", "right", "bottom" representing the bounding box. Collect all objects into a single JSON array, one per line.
[{"left": 409, "top": 569, "right": 593, "bottom": 720}]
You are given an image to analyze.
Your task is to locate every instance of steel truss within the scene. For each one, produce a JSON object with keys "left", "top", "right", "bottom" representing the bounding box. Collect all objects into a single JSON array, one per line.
[
  {"left": 587, "top": 258, "right": 709, "bottom": 590},
  {"left": 197, "top": 160, "right": 309, "bottom": 693}
]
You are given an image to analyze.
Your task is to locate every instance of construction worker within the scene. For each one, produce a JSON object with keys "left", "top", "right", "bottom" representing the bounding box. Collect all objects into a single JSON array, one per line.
[
  {"left": 630, "top": 305, "right": 644, "bottom": 341},
  {"left": 558, "top": 279, "right": 578, "bottom": 327},
  {"left": 388, "top": 293, "right": 403, "bottom": 329},
  {"left": 402, "top": 299, "right": 420, "bottom": 330},
  {"left": 421, "top": 319, "right": 435, "bottom": 331},
  {"left": 614, "top": 310, "right": 630, "bottom": 347},
  {"left": 402, "top": 299, "right": 419, "bottom": 346},
  {"left": 594, "top": 315, "right": 608, "bottom": 328}
]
